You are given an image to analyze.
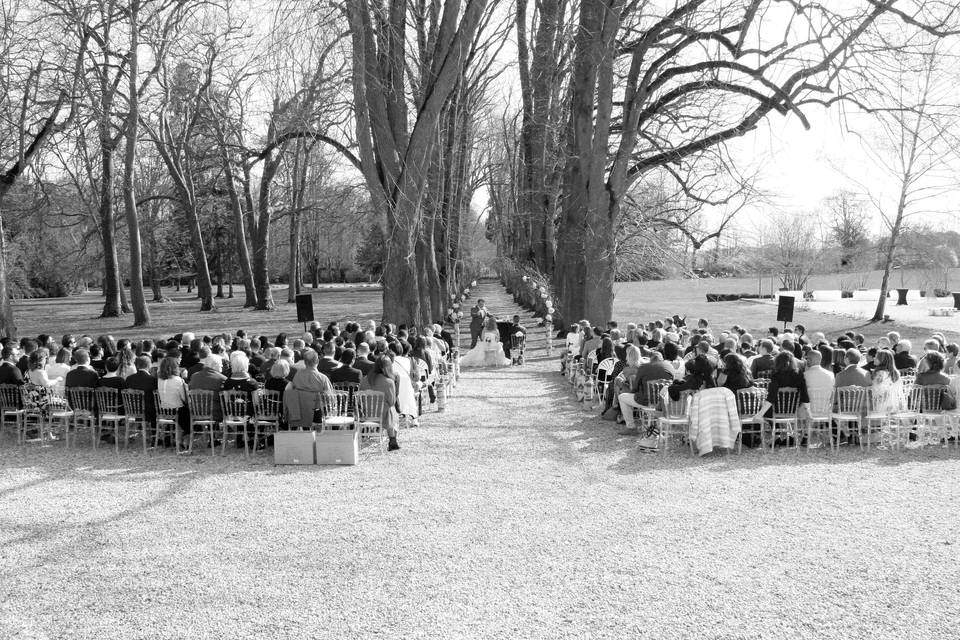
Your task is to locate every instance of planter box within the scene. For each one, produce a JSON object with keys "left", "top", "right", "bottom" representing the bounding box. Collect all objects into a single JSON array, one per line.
[
  {"left": 929, "top": 308, "right": 956, "bottom": 317},
  {"left": 315, "top": 428, "right": 359, "bottom": 466},
  {"left": 811, "top": 290, "right": 842, "bottom": 302},
  {"left": 775, "top": 290, "right": 804, "bottom": 302},
  {"left": 274, "top": 431, "right": 316, "bottom": 465}
]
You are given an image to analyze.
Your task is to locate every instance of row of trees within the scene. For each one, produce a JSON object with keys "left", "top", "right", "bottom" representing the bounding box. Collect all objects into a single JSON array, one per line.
[
  {"left": 0, "top": 0, "right": 492, "bottom": 335},
  {"left": 486, "top": 1, "right": 960, "bottom": 326}
]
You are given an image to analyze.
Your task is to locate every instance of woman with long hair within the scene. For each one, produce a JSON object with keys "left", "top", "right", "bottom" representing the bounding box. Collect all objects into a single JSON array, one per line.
[
  {"left": 870, "top": 349, "right": 902, "bottom": 415},
  {"left": 391, "top": 340, "right": 421, "bottom": 426},
  {"left": 157, "top": 355, "right": 189, "bottom": 440},
  {"left": 359, "top": 355, "right": 401, "bottom": 451},
  {"left": 720, "top": 352, "right": 753, "bottom": 393}
]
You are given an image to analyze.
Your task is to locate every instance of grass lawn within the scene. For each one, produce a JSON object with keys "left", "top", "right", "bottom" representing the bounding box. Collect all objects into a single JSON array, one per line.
[
  {"left": 10, "top": 285, "right": 384, "bottom": 342},
  {"left": 614, "top": 279, "right": 960, "bottom": 346}
]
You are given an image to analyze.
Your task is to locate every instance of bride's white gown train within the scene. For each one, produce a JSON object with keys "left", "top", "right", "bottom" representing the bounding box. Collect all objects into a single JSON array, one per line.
[{"left": 459, "top": 330, "right": 510, "bottom": 368}]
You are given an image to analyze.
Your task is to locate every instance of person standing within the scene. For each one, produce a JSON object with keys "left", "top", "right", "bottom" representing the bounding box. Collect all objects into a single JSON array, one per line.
[{"left": 469, "top": 298, "right": 488, "bottom": 348}]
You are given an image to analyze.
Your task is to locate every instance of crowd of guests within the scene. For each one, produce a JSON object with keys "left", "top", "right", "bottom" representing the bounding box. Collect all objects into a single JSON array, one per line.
[
  {"left": 563, "top": 317, "right": 958, "bottom": 451},
  {"left": 0, "top": 320, "right": 457, "bottom": 453}
]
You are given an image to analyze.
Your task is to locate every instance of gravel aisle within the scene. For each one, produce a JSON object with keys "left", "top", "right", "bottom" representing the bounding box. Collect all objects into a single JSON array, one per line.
[{"left": 1, "top": 283, "right": 959, "bottom": 639}]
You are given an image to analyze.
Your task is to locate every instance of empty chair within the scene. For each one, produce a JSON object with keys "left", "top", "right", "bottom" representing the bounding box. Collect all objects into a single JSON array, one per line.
[
  {"left": 319, "top": 391, "right": 355, "bottom": 431},
  {"left": 187, "top": 389, "right": 219, "bottom": 456},
  {"left": 67, "top": 387, "right": 98, "bottom": 449}
]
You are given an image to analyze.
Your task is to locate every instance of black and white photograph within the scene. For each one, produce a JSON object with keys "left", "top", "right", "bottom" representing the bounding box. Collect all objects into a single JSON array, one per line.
[{"left": 2, "top": 1, "right": 960, "bottom": 637}]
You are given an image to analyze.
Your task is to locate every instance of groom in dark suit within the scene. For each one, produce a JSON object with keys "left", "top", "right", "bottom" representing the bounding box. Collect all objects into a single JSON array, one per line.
[{"left": 470, "top": 298, "right": 487, "bottom": 348}]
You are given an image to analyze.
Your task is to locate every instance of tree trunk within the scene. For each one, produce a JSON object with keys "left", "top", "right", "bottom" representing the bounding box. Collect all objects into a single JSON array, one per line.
[
  {"left": 218, "top": 147, "right": 257, "bottom": 307},
  {"left": 99, "top": 147, "right": 123, "bottom": 317},
  {"left": 0, "top": 205, "right": 16, "bottom": 337},
  {"left": 123, "top": 0, "right": 150, "bottom": 326},
  {"left": 185, "top": 205, "right": 215, "bottom": 311},
  {"left": 287, "top": 210, "right": 301, "bottom": 303},
  {"left": 382, "top": 216, "right": 422, "bottom": 325}
]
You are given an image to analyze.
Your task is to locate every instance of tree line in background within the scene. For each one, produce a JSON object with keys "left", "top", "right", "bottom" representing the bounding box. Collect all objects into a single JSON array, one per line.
[{"left": 2, "top": 1, "right": 960, "bottom": 334}]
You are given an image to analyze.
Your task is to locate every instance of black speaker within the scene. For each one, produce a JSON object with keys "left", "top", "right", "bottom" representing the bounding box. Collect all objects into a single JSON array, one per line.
[
  {"left": 295, "top": 294, "right": 314, "bottom": 323},
  {"left": 776, "top": 296, "right": 795, "bottom": 323}
]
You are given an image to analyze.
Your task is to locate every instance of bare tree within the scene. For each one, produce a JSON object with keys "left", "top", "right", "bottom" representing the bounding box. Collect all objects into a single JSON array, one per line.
[
  {"left": 552, "top": 1, "right": 960, "bottom": 326},
  {"left": 852, "top": 42, "right": 960, "bottom": 320},
  {"left": 0, "top": 1, "right": 89, "bottom": 335}
]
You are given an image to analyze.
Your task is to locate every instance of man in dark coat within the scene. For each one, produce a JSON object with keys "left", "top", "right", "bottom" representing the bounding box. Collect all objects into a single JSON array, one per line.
[
  {"left": 65, "top": 349, "right": 100, "bottom": 389},
  {"left": 354, "top": 343, "right": 375, "bottom": 377},
  {"left": 125, "top": 355, "right": 158, "bottom": 424},
  {"left": 0, "top": 345, "right": 24, "bottom": 386},
  {"left": 329, "top": 349, "right": 363, "bottom": 385},
  {"left": 469, "top": 298, "right": 487, "bottom": 348}
]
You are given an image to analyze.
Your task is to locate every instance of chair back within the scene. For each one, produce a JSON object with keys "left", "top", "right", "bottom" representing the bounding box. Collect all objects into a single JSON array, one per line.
[
  {"left": 220, "top": 389, "right": 249, "bottom": 420},
  {"left": 898, "top": 367, "right": 917, "bottom": 378},
  {"left": 153, "top": 390, "right": 180, "bottom": 422},
  {"left": 253, "top": 389, "right": 282, "bottom": 422},
  {"left": 917, "top": 384, "right": 949, "bottom": 414},
  {"left": 645, "top": 379, "right": 671, "bottom": 408},
  {"left": 663, "top": 390, "right": 693, "bottom": 419},
  {"left": 736, "top": 387, "right": 766, "bottom": 416},
  {"left": 753, "top": 378, "right": 770, "bottom": 390},
  {"left": 320, "top": 390, "right": 351, "bottom": 419},
  {"left": 866, "top": 384, "right": 899, "bottom": 415},
  {"left": 120, "top": 389, "right": 146, "bottom": 419},
  {"left": 807, "top": 387, "right": 833, "bottom": 417},
  {"left": 355, "top": 390, "right": 386, "bottom": 424},
  {"left": 0, "top": 383, "right": 21, "bottom": 410},
  {"left": 187, "top": 389, "right": 216, "bottom": 420},
  {"left": 833, "top": 386, "right": 865, "bottom": 414},
  {"left": 754, "top": 369, "right": 772, "bottom": 380},
  {"left": 69, "top": 387, "right": 98, "bottom": 417},
  {"left": 596, "top": 358, "right": 616, "bottom": 383},
  {"left": 773, "top": 386, "right": 800, "bottom": 417},
  {"left": 95, "top": 387, "right": 123, "bottom": 416}
]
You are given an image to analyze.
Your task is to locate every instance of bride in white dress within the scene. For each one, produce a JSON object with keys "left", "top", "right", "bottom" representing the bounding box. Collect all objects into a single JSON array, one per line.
[{"left": 460, "top": 316, "right": 510, "bottom": 368}]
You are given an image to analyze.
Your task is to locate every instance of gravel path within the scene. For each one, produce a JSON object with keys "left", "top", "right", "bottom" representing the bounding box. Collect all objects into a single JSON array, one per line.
[{"left": 1, "top": 283, "right": 959, "bottom": 639}]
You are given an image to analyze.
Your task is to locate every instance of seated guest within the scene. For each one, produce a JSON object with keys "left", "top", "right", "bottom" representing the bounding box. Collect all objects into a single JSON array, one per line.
[
  {"left": 753, "top": 351, "right": 810, "bottom": 432},
  {"left": 329, "top": 348, "right": 363, "bottom": 385},
  {"left": 359, "top": 355, "right": 401, "bottom": 451},
  {"left": 915, "top": 352, "right": 957, "bottom": 410},
  {"left": 223, "top": 351, "right": 259, "bottom": 405},
  {"left": 749, "top": 340, "right": 776, "bottom": 379},
  {"left": 99, "top": 357, "right": 127, "bottom": 390},
  {"left": 617, "top": 349, "right": 674, "bottom": 435},
  {"left": 264, "top": 361, "right": 291, "bottom": 394},
  {"left": 45, "top": 348, "right": 72, "bottom": 395},
  {"left": 719, "top": 353, "right": 752, "bottom": 393},
  {"left": 126, "top": 355, "right": 158, "bottom": 426},
  {"left": 27, "top": 349, "right": 63, "bottom": 390},
  {"left": 916, "top": 352, "right": 952, "bottom": 387},
  {"left": 117, "top": 348, "right": 137, "bottom": 379},
  {"left": 668, "top": 355, "right": 717, "bottom": 401},
  {"left": 803, "top": 350, "right": 834, "bottom": 402},
  {"left": 188, "top": 354, "right": 227, "bottom": 421},
  {"left": 284, "top": 349, "right": 333, "bottom": 430},
  {"left": 88, "top": 344, "right": 106, "bottom": 376},
  {"left": 0, "top": 345, "right": 24, "bottom": 386},
  {"left": 870, "top": 350, "right": 903, "bottom": 414},
  {"left": 894, "top": 339, "right": 917, "bottom": 371},
  {"left": 945, "top": 343, "right": 959, "bottom": 375},
  {"left": 186, "top": 345, "right": 212, "bottom": 382},
  {"left": 835, "top": 349, "right": 871, "bottom": 388},
  {"left": 317, "top": 342, "right": 341, "bottom": 376},
  {"left": 157, "top": 355, "right": 189, "bottom": 438},
  {"left": 65, "top": 349, "right": 100, "bottom": 389},
  {"left": 290, "top": 349, "right": 333, "bottom": 393},
  {"left": 354, "top": 342, "right": 375, "bottom": 377}
]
